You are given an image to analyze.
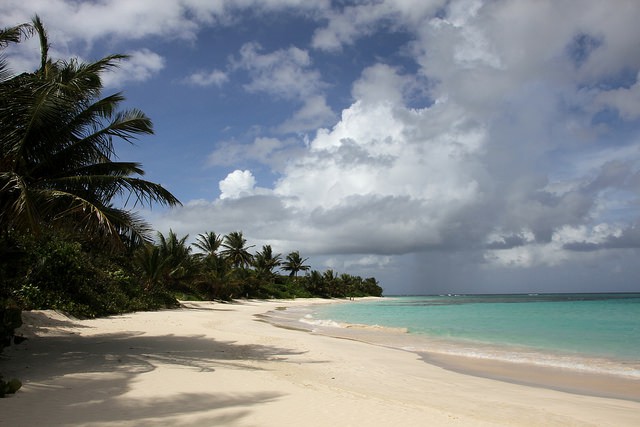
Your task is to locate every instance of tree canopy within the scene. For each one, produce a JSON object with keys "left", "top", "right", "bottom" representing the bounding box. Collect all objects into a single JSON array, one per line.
[{"left": 0, "top": 16, "right": 180, "bottom": 248}]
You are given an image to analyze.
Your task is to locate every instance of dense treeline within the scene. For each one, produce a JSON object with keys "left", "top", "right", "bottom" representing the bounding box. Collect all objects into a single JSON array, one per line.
[
  {"left": 0, "top": 16, "right": 382, "bottom": 368},
  {"left": 140, "top": 229, "right": 383, "bottom": 302},
  {"left": 2, "top": 228, "right": 382, "bottom": 319}
]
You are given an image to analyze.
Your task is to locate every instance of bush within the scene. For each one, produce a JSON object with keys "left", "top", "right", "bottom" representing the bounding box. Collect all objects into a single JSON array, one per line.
[
  {"left": 8, "top": 232, "right": 179, "bottom": 318},
  {"left": 0, "top": 375, "right": 22, "bottom": 398},
  {"left": 0, "top": 302, "right": 22, "bottom": 351}
]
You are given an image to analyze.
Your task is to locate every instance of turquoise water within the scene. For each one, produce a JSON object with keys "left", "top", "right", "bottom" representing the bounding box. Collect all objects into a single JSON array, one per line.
[
  {"left": 290, "top": 294, "right": 640, "bottom": 378},
  {"left": 312, "top": 294, "right": 640, "bottom": 361}
]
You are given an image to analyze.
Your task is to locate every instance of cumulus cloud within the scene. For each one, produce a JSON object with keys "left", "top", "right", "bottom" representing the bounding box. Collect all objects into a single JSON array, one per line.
[
  {"left": 231, "top": 42, "right": 334, "bottom": 132},
  {"left": 7, "top": 0, "right": 640, "bottom": 291},
  {"left": 232, "top": 3, "right": 637, "bottom": 267},
  {"left": 0, "top": 0, "right": 330, "bottom": 45},
  {"left": 278, "top": 95, "right": 337, "bottom": 133},
  {"left": 311, "top": 0, "right": 440, "bottom": 51},
  {"left": 219, "top": 169, "right": 257, "bottom": 200},
  {"left": 483, "top": 223, "right": 637, "bottom": 269},
  {"left": 184, "top": 69, "right": 229, "bottom": 87},
  {"left": 351, "top": 63, "right": 418, "bottom": 106},
  {"left": 233, "top": 42, "right": 325, "bottom": 99},
  {"left": 207, "top": 136, "right": 306, "bottom": 172},
  {"left": 0, "top": 0, "right": 201, "bottom": 45},
  {"left": 102, "top": 49, "right": 165, "bottom": 87}
]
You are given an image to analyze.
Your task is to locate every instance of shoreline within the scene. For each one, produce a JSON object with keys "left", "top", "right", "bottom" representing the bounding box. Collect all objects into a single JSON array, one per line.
[
  {"left": 1, "top": 299, "right": 639, "bottom": 426},
  {"left": 259, "top": 299, "right": 640, "bottom": 403},
  {"left": 421, "top": 351, "right": 640, "bottom": 403}
]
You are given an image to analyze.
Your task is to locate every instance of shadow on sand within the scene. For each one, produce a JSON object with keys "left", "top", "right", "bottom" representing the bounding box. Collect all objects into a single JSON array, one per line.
[{"left": 0, "top": 325, "right": 315, "bottom": 425}]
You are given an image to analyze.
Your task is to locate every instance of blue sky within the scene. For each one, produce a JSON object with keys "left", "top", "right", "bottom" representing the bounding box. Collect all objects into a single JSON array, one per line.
[{"left": 3, "top": 0, "right": 640, "bottom": 294}]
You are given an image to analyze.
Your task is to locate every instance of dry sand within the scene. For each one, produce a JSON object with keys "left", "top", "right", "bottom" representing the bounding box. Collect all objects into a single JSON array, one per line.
[{"left": 1, "top": 299, "right": 638, "bottom": 426}]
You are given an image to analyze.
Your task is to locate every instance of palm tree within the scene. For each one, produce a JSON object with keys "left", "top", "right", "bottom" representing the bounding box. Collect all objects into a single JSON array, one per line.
[
  {"left": 196, "top": 252, "right": 236, "bottom": 300},
  {"left": 220, "top": 231, "right": 254, "bottom": 269},
  {"left": 282, "top": 251, "right": 310, "bottom": 277},
  {"left": 193, "top": 231, "right": 223, "bottom": 257},
  {"left": 0, "top": 16, "right": 180, "bottom": 247},
  {"left": 323, "top": 269, "right": 339, "bottom": 297},
  {"left": 362, "top": 277, "right": 383, "bottom": 296},
  {"left": 134, "top": 244, "right": 165, "bottom": 291},
  {"left": 304, "top": 270, "right": 325, "bottom": 296},
  {"left": 252, "top": 244, "right": 282, "bottom": 280},
  {"left": 0, "top": 22, "right": 33, "bottom": 83},
  {"left": 157, "top": 230, "right": 193, "bottom": 282}
]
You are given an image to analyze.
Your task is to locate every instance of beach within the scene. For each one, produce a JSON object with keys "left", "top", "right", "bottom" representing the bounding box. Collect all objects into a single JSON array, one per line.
[{"left": 1, "top": 299, "right": 638, "bottom": 426}]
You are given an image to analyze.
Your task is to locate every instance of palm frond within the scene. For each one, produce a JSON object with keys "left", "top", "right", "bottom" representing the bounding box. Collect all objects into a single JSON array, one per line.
[
  {"left": 0, "top": 22, "right": 34, "bottom": 48},
  {"left": 0, "top": 16, "right": 180, "bottom": 247},
  {"left": 32, "top": 15, "right": 49, "bottom": 73}
]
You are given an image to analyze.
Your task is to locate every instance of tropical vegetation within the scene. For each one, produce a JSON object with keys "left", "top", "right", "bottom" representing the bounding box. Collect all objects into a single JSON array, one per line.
[{"left": 0, "top": 17, "right": 383, "bottom": 375}]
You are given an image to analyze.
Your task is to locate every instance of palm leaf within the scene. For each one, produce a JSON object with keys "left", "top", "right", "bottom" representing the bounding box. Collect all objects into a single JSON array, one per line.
[{"left": 0, "top": 16, "right": 180, "bottom": 247}]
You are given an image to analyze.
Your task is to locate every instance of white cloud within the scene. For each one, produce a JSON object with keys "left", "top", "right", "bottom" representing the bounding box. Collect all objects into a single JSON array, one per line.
[
  {"left": 351, "top": 63, "right": 413, "bottom": 106},
  {"left": 0, "top": 0, "right": 331, "bottom": 53},
  {"left": 233, "top": 42, "right": 325, "bottom": 100},
  {"left": 311, "top": 0, "right": 441, "bottom": 51},
  {"left": 8, "top": 0, "right": 640, "bottom": 291},
  {"left": 0, "top": 0, "right": 200, "bottom": 44},
  {"left": 484, "top": 223, "right": 628, "bottom": 269},
  {"left": 156, "top": 2, "right": 640, "bottom": 267},
  {"left": 230, "top": 42, "right": 334, "bottom": 133},
  {"left": 2, "top": 41, "right": 164, "bottom": 87},
  {"left": 102, "top": 49, "right": 165, "bottom": 87},
  {"left": 207, "top": 136, "right": 305, "bottom": 172},
  {"left": 184, "top": 69, "right": 229, "bottom": 87},
  {"left": 219, "top": 169, "right": 257, "bottom": 200},
  {"left": 278, "top": 95, "right": 337, "bottom": 133}
]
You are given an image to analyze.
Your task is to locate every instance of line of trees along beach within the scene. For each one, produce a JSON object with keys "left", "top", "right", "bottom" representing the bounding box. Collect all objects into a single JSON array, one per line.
[{"left": 0, "top": 16, "right": 383, "bottom": 379}]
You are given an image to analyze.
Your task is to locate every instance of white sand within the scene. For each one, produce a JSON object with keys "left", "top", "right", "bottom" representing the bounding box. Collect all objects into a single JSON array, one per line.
[{"left": 1, "top": 299, "right": 638, "bottom": 426}]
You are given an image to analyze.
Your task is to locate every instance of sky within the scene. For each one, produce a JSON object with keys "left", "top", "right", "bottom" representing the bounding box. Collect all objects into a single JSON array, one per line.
[{"left": 2, "top": 0, "right": 640, "bottom": 295}]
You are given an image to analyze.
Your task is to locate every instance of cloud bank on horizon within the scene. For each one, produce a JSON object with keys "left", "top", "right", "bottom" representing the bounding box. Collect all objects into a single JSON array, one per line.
[{"left": 3, "top": 0, "right": 640, "bottom": 293}]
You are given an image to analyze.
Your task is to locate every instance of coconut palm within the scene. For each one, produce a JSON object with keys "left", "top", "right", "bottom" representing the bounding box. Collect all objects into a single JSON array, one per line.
[
  {"left": 282, "top": 251, "right": 310, "bottom": 277},
  {"left": 157, "top": 230, "right": 193, "bottom": 281},
  {"left": 193, "top": 231, "right": 223, "bottom": 257},
  {"left": 0, "top": 22, "right": 33, "bottom": 84},
  {"left": 252, "top": 244, "right": 282, "bottom": 280},
  {"left": 220, "top": 231, "right": 254, "bottom": 269},
  {"left": 0, "top": 16, "right": 180, "bottom": 247},
  {"left": 304, "top": 270, "right": 324, "bottom": 296},
  {"left": 134, "top": 244, "right": 166, "bottom": 291}
]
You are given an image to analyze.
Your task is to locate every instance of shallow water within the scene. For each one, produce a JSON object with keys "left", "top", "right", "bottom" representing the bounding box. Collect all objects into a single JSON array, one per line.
[{"left": 262, "top": 294, "right": 640, "bottom": 380}]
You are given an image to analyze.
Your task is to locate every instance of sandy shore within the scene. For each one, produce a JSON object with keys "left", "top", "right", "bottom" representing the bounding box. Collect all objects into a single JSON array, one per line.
[{"left": 1, "top": 299, "right": 638, "bottom": 426}]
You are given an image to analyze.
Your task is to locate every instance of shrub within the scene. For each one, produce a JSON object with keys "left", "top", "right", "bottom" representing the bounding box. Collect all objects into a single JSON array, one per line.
[
  {"left": 0, "top": 375, "right": 22, "bottom": 398},
  {"left": 0, "top": 302, "right": 22, "bottom": 351}
]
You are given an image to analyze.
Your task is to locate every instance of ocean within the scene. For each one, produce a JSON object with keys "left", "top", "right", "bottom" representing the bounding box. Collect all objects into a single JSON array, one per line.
[{"left": 264, "top": 294, "right": 640, "bottom": 380}]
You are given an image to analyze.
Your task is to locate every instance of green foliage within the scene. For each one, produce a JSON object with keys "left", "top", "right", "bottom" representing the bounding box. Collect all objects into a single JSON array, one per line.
[
  {"left": 0, "top": 15, "right": 384, "bottom": 345},
  {"left": 282, "top": 251, "right": 310, "bottom": 277},
  {"left": 0, "top": 303, "right": 22, "bottom": 351},
  {"left": 192, "top": 232, "right": 383, "bottom": 300},
  {"left": 0, "top": 16, "right": 180, "bottom": 248},
  {"left": 6, "top": 231, "right": 179, "bottom": 318},
  {"left": 252, "top": 245, "right": 282, "bottom": 282},
  {"left": 138, "top": 230, "right": 384, "bottom": 301},
  {"left": 0, "top": 14, "right": 182, "bottom": 331},
  {"left": 0, "top": 375, "right": 22, "bottom": 397},
  {"left": 220, "top": 231, "right": 254, "bottom": 268},
  {"left": 193, "top": 232, "right": 222, "bottom": 256},
  {"left": 0, "top": 15, "right": 386, "bottom": 399},
  {"left": 299, "top": 270, "right": 383, "bottom": 298}
]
